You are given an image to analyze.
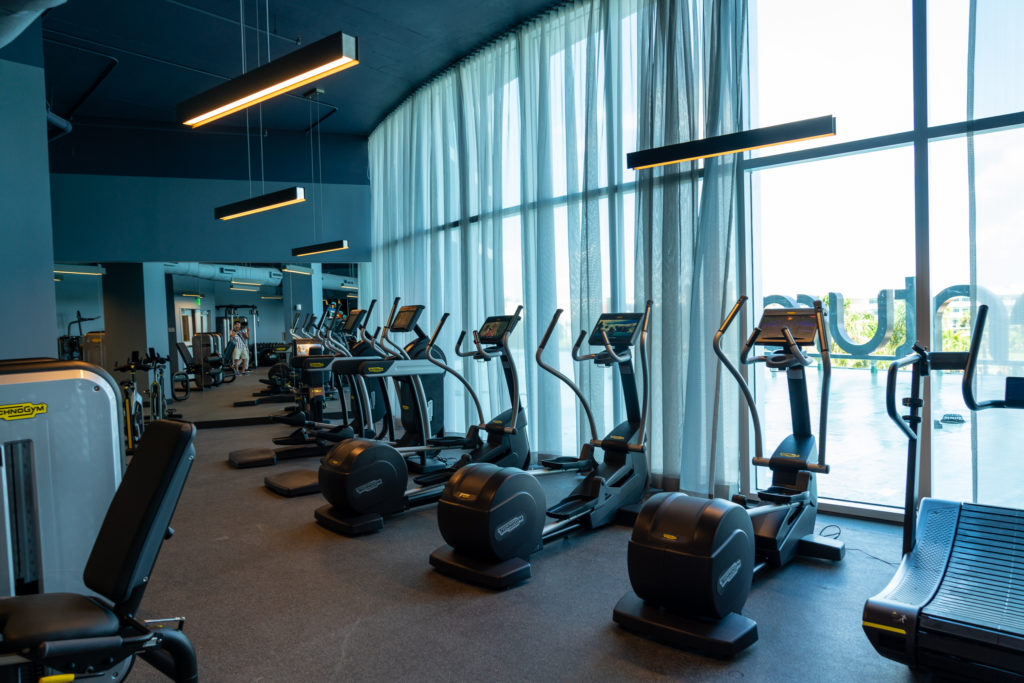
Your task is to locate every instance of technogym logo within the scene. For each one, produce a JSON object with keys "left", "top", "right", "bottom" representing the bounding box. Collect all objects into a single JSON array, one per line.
[
  {"left": 717, "top": 558, "right": 742, "bottom": 595},
  {"left": 0, "top": 403, "right": 47, "bottom": 421},
  {"left": 496, "top": 514, "right": 525, "bottom": 538},
  {"left": 355, "top": 479, "right": 383, "bottom": 495}
]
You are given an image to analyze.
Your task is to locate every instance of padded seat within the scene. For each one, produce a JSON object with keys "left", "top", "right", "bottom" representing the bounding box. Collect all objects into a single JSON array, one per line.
[{"left": 0, "top": 593, "right": 119, "bottom": 651}]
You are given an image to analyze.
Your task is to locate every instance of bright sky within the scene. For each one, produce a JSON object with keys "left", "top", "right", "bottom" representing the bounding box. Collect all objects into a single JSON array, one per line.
[{"left": 756, "top": 0, "right": 1024, "bottom": 299}]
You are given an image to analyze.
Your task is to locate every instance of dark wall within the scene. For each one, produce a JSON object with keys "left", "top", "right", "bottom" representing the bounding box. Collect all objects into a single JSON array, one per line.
[
  {"left": 49, "top": 124, "right": 369, "bottom": 185},
  {"left": 0, "top": 22, "right": 58, "bottom": 359},
  {"left": 50, "top": 174, "right": 371, "bottom": 263}
]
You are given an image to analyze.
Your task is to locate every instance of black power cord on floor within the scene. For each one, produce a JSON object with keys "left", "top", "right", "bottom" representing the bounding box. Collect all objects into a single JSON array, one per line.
[{"left": 816, "top": 523, "right": 899, "bottom": 567}]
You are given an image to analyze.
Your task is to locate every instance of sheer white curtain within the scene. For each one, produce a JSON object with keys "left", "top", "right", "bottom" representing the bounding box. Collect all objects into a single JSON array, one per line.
[
  {"left": 367, "top": 0, "right": 750, "bottom": 490},
  {"left": 633, "top": 0, "right": 748, "bottom": 493}
]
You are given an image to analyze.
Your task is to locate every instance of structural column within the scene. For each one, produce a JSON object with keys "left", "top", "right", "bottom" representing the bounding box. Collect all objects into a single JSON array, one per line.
[
  {"left": 0, "top": 21, "right": 57, "bottom": 359},
  {"left": 282, "top": 264, "right": 324, "bottom": 334},
  {"left": 101, "top": 263, "right": 170, "bottom": 380}
]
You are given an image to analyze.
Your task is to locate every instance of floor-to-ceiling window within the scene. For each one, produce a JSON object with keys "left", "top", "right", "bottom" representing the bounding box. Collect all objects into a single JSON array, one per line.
[{"left": 748, "top": 0, "right": 1024, "bottom": 513}]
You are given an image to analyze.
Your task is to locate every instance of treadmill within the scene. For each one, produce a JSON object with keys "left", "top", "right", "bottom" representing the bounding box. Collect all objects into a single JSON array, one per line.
[{"left": 863, "top": 304, "right": 1024, "bottom": 679}]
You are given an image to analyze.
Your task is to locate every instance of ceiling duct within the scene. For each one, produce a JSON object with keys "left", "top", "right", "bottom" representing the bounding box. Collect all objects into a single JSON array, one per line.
[
  {"left": 0, "top": 0, "right": 65, "bottom": 49},
  {"left": 163, "top": 263, "right": 357, "bottom": 293},
  {"left": 164, "top": 262, "right": 283, "bottom": 287}
]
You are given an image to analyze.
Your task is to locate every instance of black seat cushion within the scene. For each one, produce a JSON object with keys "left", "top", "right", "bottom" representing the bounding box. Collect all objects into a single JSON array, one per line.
[
  {"left": 0, "top": 593, "right": 119, "bottom": 652},
  {"left": 84, "top": 420, "right": 196, "bottom": 612}
]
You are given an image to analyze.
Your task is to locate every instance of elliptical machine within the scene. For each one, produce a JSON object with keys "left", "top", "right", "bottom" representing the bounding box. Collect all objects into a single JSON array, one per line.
[
  {"left": 428, "top": 302, "right": 652, "bottom": 589},
  {"left": 314, "top": 307, "right": 531, "bottom": 535},
  {"left": 613, "top": 297, "right": 844, "bottom": 657}
]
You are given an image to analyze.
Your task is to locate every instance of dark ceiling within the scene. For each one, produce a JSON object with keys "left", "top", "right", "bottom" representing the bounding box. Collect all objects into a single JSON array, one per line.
[{"left": 40, "top": 0, "right": 560, "bottom": 137}]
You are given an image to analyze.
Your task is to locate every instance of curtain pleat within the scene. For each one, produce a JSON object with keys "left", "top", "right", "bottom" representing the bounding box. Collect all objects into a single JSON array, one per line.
[{"left": 367, "top": 0, "right": 748, "bottom": 490}]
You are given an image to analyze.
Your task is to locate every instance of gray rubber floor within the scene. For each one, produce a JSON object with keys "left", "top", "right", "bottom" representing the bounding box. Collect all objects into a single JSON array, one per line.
[{"left": 131, "top": 371, "right": 922, "bottom": 682}]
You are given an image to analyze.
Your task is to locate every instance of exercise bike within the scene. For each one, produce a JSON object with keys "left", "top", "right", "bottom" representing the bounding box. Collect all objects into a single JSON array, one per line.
[
  {"left": 115, "top": 352, "right": 150, "bottom": 453},
  {"left": 613, "top": 297, "right": 844, "bottom": 657},
  {"left": 143, "top": 348, "right": 179, "bottom": 421}
]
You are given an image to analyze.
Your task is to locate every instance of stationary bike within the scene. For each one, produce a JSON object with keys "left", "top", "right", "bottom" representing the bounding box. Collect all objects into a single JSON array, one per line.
[
  {"left": 143, "top": 348, "right": 179, "bottom": 421},
  {"left": 114, "top": 352, "right": 150, "bottom": 452},
  {"left": 613, "top": 297, "right": 844, "bottom": 657}
]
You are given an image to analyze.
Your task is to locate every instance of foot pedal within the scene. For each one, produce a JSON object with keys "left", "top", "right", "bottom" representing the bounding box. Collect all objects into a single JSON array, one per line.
[
  {"left": 797, "top": 534, "right": 845, "bottom": 561},
  {"left": 228, "top": 448, "right": 276, "bottom": 469},
  {"left": 264, "top": 469, "right": 320, "bottom": 497}
]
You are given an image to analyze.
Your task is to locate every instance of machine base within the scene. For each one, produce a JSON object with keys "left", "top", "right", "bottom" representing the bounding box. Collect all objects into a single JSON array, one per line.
[
  {"left": 797, "top": 534, "right": 846, "bottom": 561},
  {"left": 264, "top": 468, "right": 320, "bottom": 497},
  {"left": 314, "top": 505, "right": 384, "bottom": 536},
  {"left": 613, "top": 591, "right": 758, "bottom": 658},
  {"left": 428, "top": 545, "right": 532, "bottom": 589},
  {"left": 406, "top": 455, "right": 447, "bottom": 474}
]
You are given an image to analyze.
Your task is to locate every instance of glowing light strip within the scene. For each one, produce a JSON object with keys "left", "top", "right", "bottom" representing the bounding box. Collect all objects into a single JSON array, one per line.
[
  {"left": 215, "top": 187, "right": 305, "bottom": 221},
  {"left": 53, "top": 268, "right": 104, "bottom": 276},
  {"left": 627, "top": 116, "right": 836, "bottom": 170},
  {"left": 181, "top": 292, "right": 202, "bottom": 298},
  {"left": 184, "top": 58, "right": 357, "bottom": 127},
  {"left": 282, "top": 266, "right": 312, "bottom": 275},
  {"left": 261, "top": 295, "right": 283, "bottom": 299},
  {"left": 291, "top": 239, "right": 349, "bottom": 257},
  {"left": 178, "top": 32, "right": 358, "bottom": 128},
  {"left": 231, "top": 279, "right": 262, "bottom": 286},
  {"left": 230, "top": 285, "right": 259, "bottom": 292},
  {"left": 341, "top": 284, "right": 358, "bottom": 290}
]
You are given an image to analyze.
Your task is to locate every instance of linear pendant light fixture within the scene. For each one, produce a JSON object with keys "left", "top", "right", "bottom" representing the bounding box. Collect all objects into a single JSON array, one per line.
[
  {"left": 627, "top": 115, "right": 836, "bottom": 170},
  {"left": 230, "top": 285, "right": 259, "bottom": 292},
  {"left": 215, "top": 186, "right": 305, "bottom": 220},
  {"left": 178, "top": 32, "right": 358, "bottom": 128},
  {"left": 54, "top": 264, "right": 106, "bottom": 276},
  {"left": 282, "top": 264, "right": 312, "bottom": 275},
  {"left": 291, "top": 239, "right": 349, "bottom": 258}
]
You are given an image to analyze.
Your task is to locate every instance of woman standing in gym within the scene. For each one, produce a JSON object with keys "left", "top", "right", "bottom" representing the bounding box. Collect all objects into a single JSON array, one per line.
[{"left": 231, "top": 320, "right": 250, "bottom": 375}]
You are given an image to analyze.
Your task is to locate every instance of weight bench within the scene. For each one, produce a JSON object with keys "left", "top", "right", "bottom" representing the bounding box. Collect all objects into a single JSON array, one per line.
[{"left": 0, "top": 420, "right": 199, "bottom": 682}]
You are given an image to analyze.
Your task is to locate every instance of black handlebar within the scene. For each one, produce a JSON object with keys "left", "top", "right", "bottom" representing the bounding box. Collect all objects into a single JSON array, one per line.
[
  {"left": 885, "top": 348, "right": 924, "bottom": 441},
  {"left": 963, "top": 304, "right": 991, "bottom": 411}
]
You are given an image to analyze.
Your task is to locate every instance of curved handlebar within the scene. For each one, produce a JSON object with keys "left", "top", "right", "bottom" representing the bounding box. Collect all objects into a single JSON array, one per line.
[
  {"left": 570, "top": 330, "right": 593, "bottom": 362},
  {"left": 963, "top": 304, "right": 992, "bottom": 411},
  {"left": 886, "top": 349, "right": 923, "bottom": 440},
  {"left": 713, "top": 297, "right": 764, "bottom": 461},
  {"left": 599, "top": 329, "right": 628, "bottom": 364},
  {"left": 427, "top": 312, "right": 449, "bottom": 350},
  {"left": 536, "top": 309, "right": 599, "bottom": 442},
  {"left": 781, "top": 328, "right": 812, "bottom": 366},
  {"left": 424, "top": 314, "right": 486, "bottom": 427},
  {"left": 455, "top": 331, "right": 475, "bottom": 358},
  {"left": 538, "top": 309, "right": 562, "bottom": 350},
  {"left": 471, "top": 331, "right": 494, "bottom": 361}
]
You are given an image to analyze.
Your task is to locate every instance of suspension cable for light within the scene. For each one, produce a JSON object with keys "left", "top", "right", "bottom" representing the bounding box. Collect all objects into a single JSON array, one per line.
[
  {"left": 627, "top": 116, "right": 836, "bottom": 170},
  {"left": 177, "top": 32, "right": 358, "bottom": 128}
]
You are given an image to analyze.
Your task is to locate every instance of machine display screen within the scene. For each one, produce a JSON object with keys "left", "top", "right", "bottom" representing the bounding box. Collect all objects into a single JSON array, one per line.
[
  {"left": 390, "top": 305, "right": 424, "bottom": 333},
  {"left": 477, "top": 315, "right": 518, "bottom": 345},
  {"left": 342, "top": 309, "right": 366, "bottom": 332},
  {"left": 756, "top": 308, "right": 818, "bottom": 345},
  {"left": 588, "top": 313, "right": 643, "bottom": 347}
]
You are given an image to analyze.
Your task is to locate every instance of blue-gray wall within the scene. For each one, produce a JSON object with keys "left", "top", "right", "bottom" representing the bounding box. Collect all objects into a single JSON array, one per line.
[
  {"left": 0, "top": 21, "right": 58, "bottom": 359},
  {"left": 50, "top": 175, "right": 370, "bottom": 263}
]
